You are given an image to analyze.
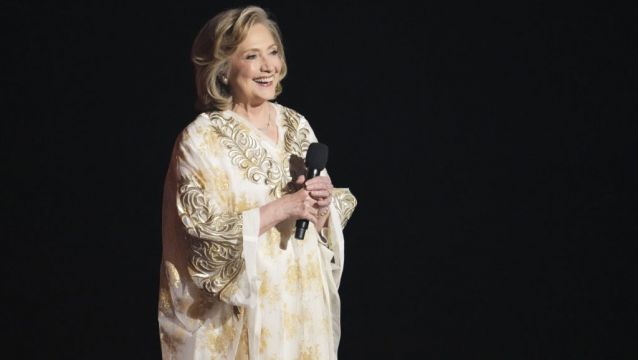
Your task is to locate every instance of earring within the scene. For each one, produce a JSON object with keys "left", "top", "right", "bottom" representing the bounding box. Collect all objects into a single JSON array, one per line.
[{"left": 221, "top": 76, "right": 228, "bottom": 85}]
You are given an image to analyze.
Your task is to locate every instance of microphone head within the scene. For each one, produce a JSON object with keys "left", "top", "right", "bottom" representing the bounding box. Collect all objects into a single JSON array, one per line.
[{"left": 306, "top": 142, "right": 329, "bottom": 170}]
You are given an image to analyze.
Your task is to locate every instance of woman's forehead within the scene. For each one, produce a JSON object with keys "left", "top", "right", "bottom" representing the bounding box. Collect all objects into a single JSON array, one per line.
[{"left": 237, "top": 23, "right": 277, "bottom": 50}]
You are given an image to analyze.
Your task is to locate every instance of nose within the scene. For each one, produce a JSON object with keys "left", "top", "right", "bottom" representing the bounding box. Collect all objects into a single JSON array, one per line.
[{"left": 260, "top": 55, "right": 273, "bottom": 72}]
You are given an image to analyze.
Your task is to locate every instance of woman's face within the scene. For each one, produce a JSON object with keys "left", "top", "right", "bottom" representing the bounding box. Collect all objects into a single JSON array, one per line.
[{"left": 228, "top": 23, "right": 282, "bottom": 106}]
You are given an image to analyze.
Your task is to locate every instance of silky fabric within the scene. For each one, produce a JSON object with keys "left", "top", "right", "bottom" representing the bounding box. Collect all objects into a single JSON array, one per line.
[{"left": 158, "top": 102, "right": 356, "bottom": 359}]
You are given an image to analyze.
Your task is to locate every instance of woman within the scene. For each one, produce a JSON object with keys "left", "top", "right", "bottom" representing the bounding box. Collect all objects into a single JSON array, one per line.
[{"left": 158, "top": 6, "right": 356, "bottom": 359}]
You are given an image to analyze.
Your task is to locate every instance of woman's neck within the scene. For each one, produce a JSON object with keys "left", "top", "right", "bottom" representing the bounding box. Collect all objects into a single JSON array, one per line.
[{"left": 232, "top": 101, "right": 270, "bottom": 125}]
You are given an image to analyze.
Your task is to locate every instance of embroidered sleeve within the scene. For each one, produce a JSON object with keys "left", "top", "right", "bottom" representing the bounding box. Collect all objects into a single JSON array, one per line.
[
  {"left": 177, "top": 177, "right": 245, "bottom": 296},
  {"left": 174, "top": 123, "right": 246, "bottom": 298},
  {"left": 331, "top": 188, "right": 357, "bottom": 229}
]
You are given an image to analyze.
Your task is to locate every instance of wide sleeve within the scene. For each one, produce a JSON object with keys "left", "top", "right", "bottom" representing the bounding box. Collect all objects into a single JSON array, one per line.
[
  {"left": 298, "top": 115, "right": 357, "bottom": 230},
  {"left": 173, "top": 122, "right": 257, "bottom": 306},
  {"left": 297, "top": 115, "right": 357, "bottom": 287}
]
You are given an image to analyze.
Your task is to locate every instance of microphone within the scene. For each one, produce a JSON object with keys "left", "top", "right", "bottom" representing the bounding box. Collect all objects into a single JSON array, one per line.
[{"left": 295, "top": 142, "right": 329, "bottom": 240}]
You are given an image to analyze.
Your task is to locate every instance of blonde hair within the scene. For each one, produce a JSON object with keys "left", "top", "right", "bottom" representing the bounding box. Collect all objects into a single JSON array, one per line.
[{"left": 191, "top": 6, "right": 288, "bottom": 111}]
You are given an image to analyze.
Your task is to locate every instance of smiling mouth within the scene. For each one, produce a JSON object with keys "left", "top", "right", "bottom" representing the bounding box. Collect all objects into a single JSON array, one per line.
[{"left": 253, "top": 76, "right": 274, "bottom": 86}]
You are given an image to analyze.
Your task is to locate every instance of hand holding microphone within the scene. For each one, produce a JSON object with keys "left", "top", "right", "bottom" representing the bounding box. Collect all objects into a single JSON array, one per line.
[{"left": 295, "top": 143, "right": 331, "bottom": 239}]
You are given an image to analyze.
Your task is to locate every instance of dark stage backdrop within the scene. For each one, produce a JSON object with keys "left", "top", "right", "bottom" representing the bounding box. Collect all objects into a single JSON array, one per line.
[{"left": 3, "top": 0, "right": 636, "bottom": 358}]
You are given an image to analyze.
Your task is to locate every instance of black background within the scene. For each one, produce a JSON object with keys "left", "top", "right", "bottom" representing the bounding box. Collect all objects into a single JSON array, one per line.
[{"left": 3, "top": 0, "right": 637, "bottom": 358}]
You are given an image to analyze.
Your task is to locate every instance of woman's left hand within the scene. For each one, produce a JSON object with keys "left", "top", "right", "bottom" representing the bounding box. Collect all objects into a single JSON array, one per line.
[{"left": 300, "top": 175, "right": 333, "bottom": 208}]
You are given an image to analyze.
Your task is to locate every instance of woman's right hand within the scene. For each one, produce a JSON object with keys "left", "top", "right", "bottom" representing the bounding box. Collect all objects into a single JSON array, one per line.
[
  {"left": 259, "top": 176, "right": 318, "bottom": 235},
  {"left": 278, "top": 176, "right": 319, "bottom": 224}
]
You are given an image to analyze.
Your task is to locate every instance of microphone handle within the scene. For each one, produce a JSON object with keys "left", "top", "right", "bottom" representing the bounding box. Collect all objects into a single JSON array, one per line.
[
  {"left": 294, "top": 167, "right": 322, "bottom": 239},
  {"left": 306, "top": 168, "right": 321, "bottom": 180}
]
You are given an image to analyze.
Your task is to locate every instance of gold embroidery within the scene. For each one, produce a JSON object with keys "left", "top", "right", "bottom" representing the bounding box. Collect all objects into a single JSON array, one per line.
[
  {"left": 259, "top": 271, "right": 282, "bottom": 305},
  {"left": 237, "top": 320, "right": 250, "bottom": 359},
  {"left": 263, "top": 228, "right": 281, "bottom": 259},
  {"left": 285, "top": 261, "right": 302, "bottom": 293},
  {"left": 332, "top": 188, "right": 357, "bottom": 229},
  {"left": 158, "top": 288, "right": 173, "bottom": 317},
  {"left": 283, "top": 303, "right": 303, "bottom": 336},
  {"left": 281, "top": 107, "right": 312, "bottom": 186},
  {"left": 281, "top": 107, "right": 311, "bottom": 157},
  {"left": 299, "top": 345, "right": 321, "bottom": 360},
  {"left": 207, "top": 112, "right": 285, "bottom": 197},
  {"left": 159, "top": 326, "right": 185, "bottom": 357},
  {"left": 234, "top": 193, "right": 257, "bottom": 213},
  {"left": 204, "top": 108, "right": 316, "bottom": 200},
  {"left": 219, "top": 281, "right": 240, "bottom": 304},
  {"left": 193, "top": 168, "right": 208, "bottom": 189},
  {"left": 207, "top": 164, "right": 231, "bottom": 204},
  {"left": 206, "top": 316, "right": 236, "bottom": 354},
  {"left": 260, "top": 327, "right": 271, "bottom": 353},
  {"left": 302, "top": 253, "right": 321, "bottom": 290},
  {"left": 178, "top": 177, "right": 244, "bottom": 296},
  {"left": 164, "top": 261, "right": 182, "bottom": 289}
]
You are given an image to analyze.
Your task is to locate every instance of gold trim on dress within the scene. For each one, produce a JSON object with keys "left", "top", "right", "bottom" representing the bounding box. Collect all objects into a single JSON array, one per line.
[
  {"left": 332, "top": 188, "right": 357, "bottom": 229},
  {"left": 281, "top": 107, "right": 311, "bottom": 157},
  {"left": 178, "top": 177, "right": 244, "bottom": 296},
  {"left": 208, "top": 112, "right": 285, "bottom": 197}
]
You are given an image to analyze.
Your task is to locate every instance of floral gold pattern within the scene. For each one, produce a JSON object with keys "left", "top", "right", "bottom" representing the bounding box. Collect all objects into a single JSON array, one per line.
[
  {"left": 208, "top": 112, "right": 285, "bottom": 197},
  {"left": 160, "top": 327, "right": 185, "bottom": 357},
  {"left": 332, "top": 188, "right": 357, "bottom": 229},
  {"left": 160, "top": 105, "right": 355, "bottom": 359},
  {"left": 281, "top": 107, "right": 311, "bottom": 157},
  {"left": 178, "top": 177, "right": 244, "bottom": 296},
  {"left": 281, "top": 108, "right": 312, "bottom": 186}
]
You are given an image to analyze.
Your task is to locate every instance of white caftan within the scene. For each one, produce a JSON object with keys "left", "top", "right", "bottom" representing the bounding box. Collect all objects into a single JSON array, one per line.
[{"left": 158, "top": 103, "right": 356, "bottom": 360}]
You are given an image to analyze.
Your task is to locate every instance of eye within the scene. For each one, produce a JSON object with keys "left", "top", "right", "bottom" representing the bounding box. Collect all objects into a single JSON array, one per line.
[
  {"left": 245, "top": 53, "right": 257, "bottom": 60},
  {"left": 270, "top": 49, "right": 279, "bottom": 56}
]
